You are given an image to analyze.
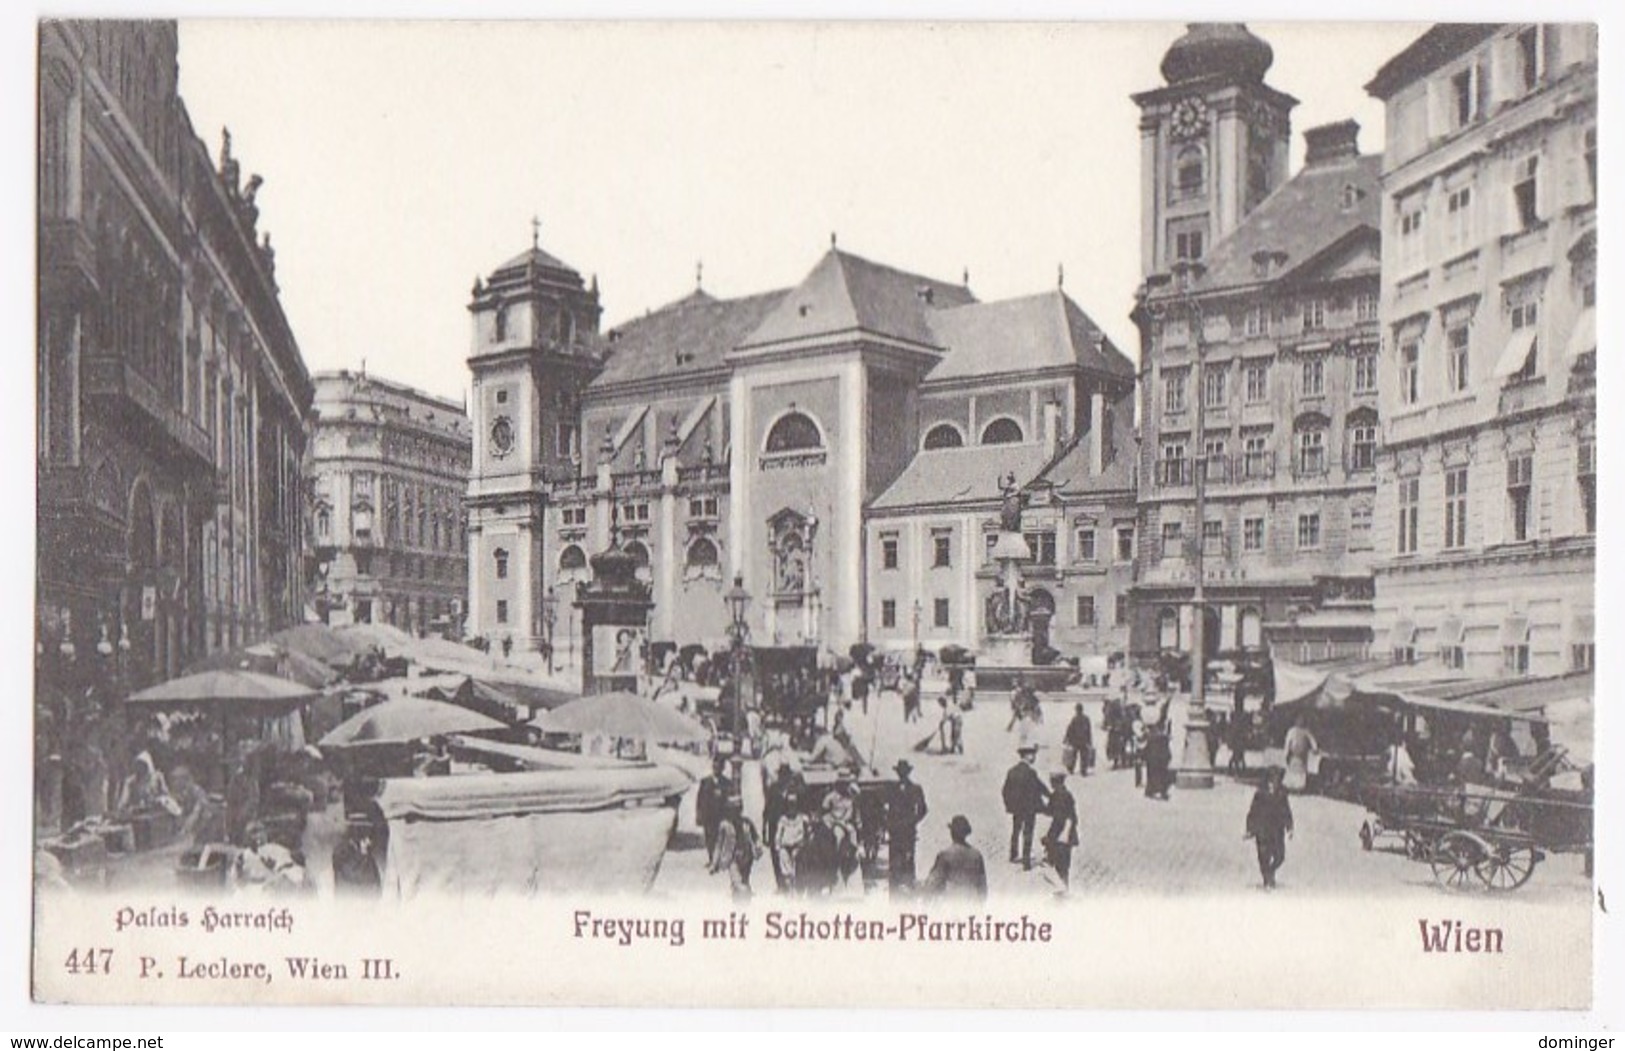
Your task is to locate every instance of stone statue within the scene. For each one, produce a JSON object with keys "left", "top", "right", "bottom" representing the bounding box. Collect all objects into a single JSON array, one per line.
[{"left": 998, "top": 471, "right": 1026, "bottom": 534}]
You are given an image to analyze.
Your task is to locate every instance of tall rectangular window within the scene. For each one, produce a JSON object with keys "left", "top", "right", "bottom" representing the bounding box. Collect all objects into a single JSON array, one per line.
[
  {"left": 881, "top": 600, "right": 897, "bottom": 629},
  {"left": 495, "top": 599, "right": 509, "bottom": 624},
  {"left": 1296, "top": 513, "right": 1321, "bottom": 550},
  {"left": 1400, "top": 339, "right": 1422, "bottom": 405},
  {"left": 933, "top": 598, "right": 950, "bottom": 629},
  {"left": 1301, "top": 358, "right": 1325, "bottom": 397},
  {"left": 1243, "top": 433, "right": 1271, "bottom": 479},
  {"left": 1243, "top": 306, "right": 1269, "bottom": 338},
  {"left": 1301, "top": 298, "right": 1326, "bottom": 333},
  {"left": 1349, "top": 424, "right": 1377, "bottom": 472},
  {"left": 1202, "top": 519, "right": 1225, "bottom": 557},
  {"left": 1355, "top": 292, "right": 1379, "bottom": 323},
  {"left": 1243, "top": 516, "right": 1265, "bottom": 552},
  {"left": 1075, "top": 595, "right": 1096, "bottom": 627},
  {"left": 1163, "top": 369, "right": 1188, "bottom": 413},
  {"left": 1203, "top": 366, "right": 1228, "bottom": 409},
  {"left": 1399, "top": 198, "right": 1426, "bottom": 271},
  {"left": 1451, "top": 67, "right": 1475, "bottom": 127},
  {"left": 1447, "top": 323, "right": 1471, "bottom": 393},
  {"left": 1115, "top": 525, "right": 1134, "bottom": 562},
  {"left": 1445, "top": 184, "right": 1474, "bottom": 254},
  {"left": 1507, "top": 454, "right": 1533, "bottom": 542},
  {"left": 881, "top": 534, "right": 899, "bottom": 570},
  {"left": 932, "top": 530, "right": 952, "bottom": 568},
  {"left": 1444, "top": 467, "right": 1469, "bottom": 549},
  {"left": 1297, "top": 429, "right": 1326, "bottom": 476},
  {"left": 1353, "top": 352, "right": 1378, "bottom": 393},
  {"left": 1024, "top": 531, "right": 1057, "bottom": 566},
  {"left": 1159, "top": 441, "right": 1189, "bottom": 486},
  {"left": 1114, "top": 594, "right": 1130, "bottom": 627},
  {"left": 1245, "top": 362, "right": 1269, "bottom": 403},
  {"left": 1517, "top": 26, "right": 1544, "bottom": 92},
  {"left": 1397, "top": 477, "right": 1420, "bottom": 554},
  {"left": 1204, "top": 438, "right": 1228, "bottom": 483},
  {"left": 1513, "top": 156, "right": 1541, "bottom": 230},
  {"left": 1160, "top": 520, "right": 1184, "bottom": 560},
  {"left": 1076, "top": 526, "right": 1097, "bottom": 562}
]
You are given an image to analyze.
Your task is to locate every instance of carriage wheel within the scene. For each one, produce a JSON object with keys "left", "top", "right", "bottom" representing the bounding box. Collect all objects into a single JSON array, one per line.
[
  {"left": 1429, "top": 832, "right": 1488, "bottom": 891},
  {"left": 1474, "top": 843, "right": 1539, "bottom": 892},
  {"left": 1359, "top": 821, "right": 1373, "bottom": 852}
]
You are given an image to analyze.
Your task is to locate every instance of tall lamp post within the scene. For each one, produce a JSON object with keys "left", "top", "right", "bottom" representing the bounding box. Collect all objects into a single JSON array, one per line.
[
  {"left": 541, "top": 587, "right": 557, "bottom": 675},
  {"left": 1170, "top": 257, "right": 1214, "bottom": 789},
  {"left": 724, "top": 573, "right": 752, "bottom": 749}
]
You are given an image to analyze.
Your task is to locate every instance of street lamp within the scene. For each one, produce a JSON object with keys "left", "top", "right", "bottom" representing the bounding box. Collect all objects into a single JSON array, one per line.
[
  {"left": 911, "top": 598, "right": 922, "bottom": 652},
  {"left": 541, "top": 587, "right": 557, "bottom": 675},
  {"left": 1169, "top": 257, "right": 1215, "bottom": 790},
  {"left": 724, "top": 573, "right": 752, "bottom": 745}
]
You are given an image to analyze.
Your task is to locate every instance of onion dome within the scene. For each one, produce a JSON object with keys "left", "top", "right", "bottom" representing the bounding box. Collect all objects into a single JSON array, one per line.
[{"left": 1161, "top": 23, "right": 1273, "bottom": 85}]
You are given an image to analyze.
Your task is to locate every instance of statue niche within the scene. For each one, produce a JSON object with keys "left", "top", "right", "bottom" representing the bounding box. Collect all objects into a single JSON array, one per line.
[{"left": 766, "top": 507, "right": 818, "bottom": 597}]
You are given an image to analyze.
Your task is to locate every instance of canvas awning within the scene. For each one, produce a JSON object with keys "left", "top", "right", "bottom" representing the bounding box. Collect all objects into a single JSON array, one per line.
[
  {"left": 1387, "top": 618, "right": 1416, "bottom": 650},
  {"left": 1437, "top": 616, "right": 1465, "bottom": 647},
  {"left": 1492, "top": 328, "right": 1539, "bottom": 378}
]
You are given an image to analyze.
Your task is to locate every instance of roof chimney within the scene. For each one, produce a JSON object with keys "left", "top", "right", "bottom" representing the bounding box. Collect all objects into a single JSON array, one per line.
[{"left": 1304, "top": 119, "right": 1360, "bottom": 167}]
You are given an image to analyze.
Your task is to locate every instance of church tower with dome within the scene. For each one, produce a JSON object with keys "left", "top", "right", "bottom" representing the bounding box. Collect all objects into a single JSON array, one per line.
[{"left": 1132, "top": 23, "right": 1297, "bottom": 279}]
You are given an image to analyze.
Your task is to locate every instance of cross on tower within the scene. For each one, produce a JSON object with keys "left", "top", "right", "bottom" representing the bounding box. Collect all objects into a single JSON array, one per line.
[{"left": 531, "top": 215, "right": 541, "bottom": 250}]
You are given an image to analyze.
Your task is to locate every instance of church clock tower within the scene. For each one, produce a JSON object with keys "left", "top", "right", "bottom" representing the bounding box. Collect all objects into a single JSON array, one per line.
[
  {"left": 464, "top": 225, "right": 602, "bottom": 650},
  {"left": 1133, "top": 24, "right": 1296, "bottom": 280}
]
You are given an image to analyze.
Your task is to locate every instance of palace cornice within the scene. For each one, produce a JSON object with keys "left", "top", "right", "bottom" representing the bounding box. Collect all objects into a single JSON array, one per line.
[{"left": 1372, "top": 535, "right": 1595, "bottom": 578}]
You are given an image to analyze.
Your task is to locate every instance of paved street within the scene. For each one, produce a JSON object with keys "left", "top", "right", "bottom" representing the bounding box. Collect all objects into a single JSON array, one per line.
[{"left": 654, "top": 686, "right": 1592, "bottom": 905}]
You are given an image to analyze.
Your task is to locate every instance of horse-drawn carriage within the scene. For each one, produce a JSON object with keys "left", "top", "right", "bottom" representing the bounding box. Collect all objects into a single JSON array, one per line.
[{"left": 1357, "top": 751, "right": 1593, "bottom": 891}]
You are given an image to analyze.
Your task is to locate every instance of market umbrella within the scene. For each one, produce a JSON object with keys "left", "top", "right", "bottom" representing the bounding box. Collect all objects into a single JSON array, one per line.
[
  {"left": 126, "top": 669, "right": 318, "bottom": 707},
  {"left": 266, "top": 624, "right": 370, "bottom": 666},
  {"left": 185, "top": 644, "right": 334, "bottom": 689},
  {"left": 319, "top": 696, "right": 506, "bottom": 748},
  {"left": 339, "top": 622, "right": 417, "bottom": 655},
  {"left": 530, "top": 691, "right": 708, "bottom": 744}
]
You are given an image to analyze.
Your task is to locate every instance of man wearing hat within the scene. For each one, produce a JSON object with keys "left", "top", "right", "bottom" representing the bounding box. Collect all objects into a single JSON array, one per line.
[
  {"left": 823, "top": 767, "right": 863, "bottom": 887},
  {"left": 1002, "top": 745, "right": 1050, "bottom": 869},
  {"left": 924, "top": 815, "right": 988, "bottom": 900},
  {"left": 886, "top": 759, "right": 929, "bottom": 892}
]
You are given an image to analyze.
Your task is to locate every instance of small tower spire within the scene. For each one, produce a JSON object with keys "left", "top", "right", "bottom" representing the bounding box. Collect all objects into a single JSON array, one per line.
[
  {"left": 1057, "top": 263, "right": 1065, "bottom": 289},
  {"left": 530, "top": 214, "right": 541, "bottom": 250},
  {"left": 696, "top": 260, "right": 704, "bottom": 292},
  {"left": 963, "top": 267, "right": 970, "bottom": 288},
  {"left": 830, "top": 231, "right": 837, "bottom": 249}
]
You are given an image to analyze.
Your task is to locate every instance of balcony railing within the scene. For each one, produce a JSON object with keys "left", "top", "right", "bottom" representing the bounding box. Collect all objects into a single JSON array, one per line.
[
  {"left": 1155, "top": 460, "right": 1191, "bottom": 487},
  {"left": 547, "top": 474, "right": 596, "bottom": 498},
  {"left": 611, "top": 469, "right": 664, "bottom": 492},
  {"left": 83, "top": 355, "right": 213, "bottom": 470},
  {"left": 1346, "top": 447, "right": 1377, "bottom": 473},
  {"left": 1294, "top": 451, "right": 1328, "bottom": 479},
  {"left": 677, "top": 462, "right": 729, "bottom": 485},
  {"left": 1238, "top": 451, "right": 1275, "bottom": 481}
]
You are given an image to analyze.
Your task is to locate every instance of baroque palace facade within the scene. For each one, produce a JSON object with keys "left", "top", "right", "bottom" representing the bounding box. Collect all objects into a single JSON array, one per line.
[
  {"left": 465, "top": 237, "right": 1136, "bottom": 657},
  {"left": 38, "top": 21, "right": 311, "bottom": 689},
  {"left": 308, "top": 371, "right": 471, "bottom": 635},
  {"left": 1366, "top": 24, "right": 1597, "bottom": 679}
]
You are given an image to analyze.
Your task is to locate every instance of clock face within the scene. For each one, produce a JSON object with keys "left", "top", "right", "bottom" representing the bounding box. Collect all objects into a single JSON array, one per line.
[
  {"left": 489, "top": 416, "right": 515, "bottom": 457},
  {"left": 1171, "top": 97, "right": 1208, "bottom": 140}
]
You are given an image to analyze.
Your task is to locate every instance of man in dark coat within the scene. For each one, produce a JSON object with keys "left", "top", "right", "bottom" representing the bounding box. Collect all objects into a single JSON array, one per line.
[
  {"left": 1002, "top": 745, "right": 1050, "bottom": 869},
  {"left": 1062, "top": 703, "right": 1094, "bottom": 776},
  {"left": 924, "top": 815, "right": 988, "bottom": 901},
  {"left": 1043, "top": 771, "right": 1080, "bottom": 894},
  {"left": 1142, "top": 723, "right": 1173, "bottom": 800},
  {"left": 887, "top": 759, "right": 929, "bottom": 892},
  {"left": 696, "top": 756, "right": 732, "bottom": 864},
  {"left": 1245, "top": 766, "right": 1294, "bottom": 889}
]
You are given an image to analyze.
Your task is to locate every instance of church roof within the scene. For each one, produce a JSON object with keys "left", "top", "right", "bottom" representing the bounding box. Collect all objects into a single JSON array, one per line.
[
  {"left": 592, "top": 287, "right": 788, "bottom": 386},
  {"left": 925, "top": 290, "right": 1135, "bottom": 383},
  {"left": 1184, "top": 150, "right": 1383, "bottom": 295},
  {"left": 492, "top": 244, "right": 577, "bottom": 278},
  {"left": 870, "top": 442, "right": 1054, "bottom": 513},
  {"left": 739, "top": 248, "right": 976, "bottom": 351}
]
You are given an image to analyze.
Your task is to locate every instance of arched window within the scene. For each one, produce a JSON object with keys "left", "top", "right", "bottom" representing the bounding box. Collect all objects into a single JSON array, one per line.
[
  {"left": 493, "top": 305, "right": 508, "bottom": 341},
  {"left": 923, "top": 423, "right": 965, "bottom": 450},
  {"left": 494, "top": 548, "right": 509, "bottom": 580},
  {"left": 686, "top": 537, "right": 719, "bottom": 568},
  {"left": 980, "top": 417, "right": 1024, "bottom": 445},
  {"left": 559, "top": 544, "right": 587, "bottom": 572},
  {"left": 1173, "top": 145, "right": 1206, "bottom": 198},
  {"left": 765, "top": 411, "right": 823, "bottom": 453},
  {"left": 1158, "top": 607, "right": 1182, "bottom": 650},
  {"left": 315, "top": 508, "right": 331, "bottom": 541}
]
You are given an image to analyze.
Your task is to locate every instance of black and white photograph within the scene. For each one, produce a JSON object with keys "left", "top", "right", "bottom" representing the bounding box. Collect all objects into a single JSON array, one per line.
[{"left": 25, "top": 15, "right": 1606, "bottom": 1011}]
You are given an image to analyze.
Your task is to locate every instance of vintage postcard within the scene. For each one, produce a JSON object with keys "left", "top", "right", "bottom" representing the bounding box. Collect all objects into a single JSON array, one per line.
[{"left": 30, "top": 19, "right": 1600, "bottom": 1009}]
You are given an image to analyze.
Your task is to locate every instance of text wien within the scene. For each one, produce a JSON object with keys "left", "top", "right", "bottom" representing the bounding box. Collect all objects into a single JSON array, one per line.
[{"left": 1418, "top": 919, "right": 1505, "bottom": 953}]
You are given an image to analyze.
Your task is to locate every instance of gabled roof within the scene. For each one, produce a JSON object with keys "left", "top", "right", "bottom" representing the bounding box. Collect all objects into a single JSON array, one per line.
[
  {"left": 1031, "top": 435, "right": 1135, "bottom": 497},
  {"left": 869, "top": 442, "right": 1053, "bottom": 513},
  {"left": 1189, "top": 152, "right": 1383, "bottom": 295},
  {"left": 592, "top": 288, "right": 788, "bottom": 387},
  {"left": 1365, "top": 24, "right": 1501, "bottom": 101},
  {"left": 739, "top": 248, "right": 975, "bottom": 350},
  {"left": 925, "top": 290, "right": 1135, "bottom": 382}
]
